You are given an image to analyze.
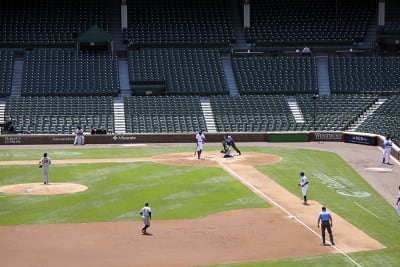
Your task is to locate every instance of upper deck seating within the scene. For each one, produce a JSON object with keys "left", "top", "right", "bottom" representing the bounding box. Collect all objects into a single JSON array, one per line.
[
  {"left": 22, "top": 49, "right": 120, "bottom": 96},
  {"left": 124, "top": 0, "right": 234, "bottom": 47}
]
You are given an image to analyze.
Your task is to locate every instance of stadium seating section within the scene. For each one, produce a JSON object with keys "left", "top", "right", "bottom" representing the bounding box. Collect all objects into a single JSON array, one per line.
[
  {"left": 128, "top": 48, "right": 229, "bottom": 95},
  {"left": 232, "top": 56, "right": 318, "bottom": 95},
  {"left": 0, "top": 49, "right": 14, "bottom": 97},
  {"left": 210, "top": 95, "right": 297, "bottom": 132},
  {"left": 124, "top": 96, "right": 206, "bottom": 133},
  {"left": 296, "top": 94, "right": 378, "bottom": 131},
  {"left": 22, "top": 49, "right": 120, "bottom": 96},
  {"left": 329, "top": 56, "right": 400, "bottom": 94},
  {"left": 124, "top": 0, "right": 234, "bottom": 47},
  {"left": 0, "top": 0, "right": 399, "bottom": 147},
  {"left": 246, "top": 0, "right": 376, "bottom": 48},
  {"left": 4, "top": 96, "right": 114, "bottom": 134},
  {"left": 0, "top": 0, "right": 110, "bottom": 47},
  {"left": 356, "top": 95, "right": 400, "bottom": 146}
]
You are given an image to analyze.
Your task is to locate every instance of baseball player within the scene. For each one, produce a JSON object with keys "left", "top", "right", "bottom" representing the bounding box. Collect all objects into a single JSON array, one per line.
[
  {"left": 74, "top": 125, "right": 85, "bottom": 145},
  {"left": 298, "top": 171, "right": 309, "bottom": 205},
  {"left": 39, "top": 152, "right": 51, "bottom": 184},
  {"left": 317, "top": 206, "right": 335, "bottom": 246},
  {"left": 382, "top": 136, "right": 393, "bottom": 164},
  {"left": 195, "top": 130, "right": 206, "bottom": 159},
  {"left": 140, "top": 202, "right": 152, "bottom": 234},
  {"left": 224, "top": 134, "right": 241, "bottom": 155},
  {"left": 220, "top": 140, "right": 232, "bottom": 158}
]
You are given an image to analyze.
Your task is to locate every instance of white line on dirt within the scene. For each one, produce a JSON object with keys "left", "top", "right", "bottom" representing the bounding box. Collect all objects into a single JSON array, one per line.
[
  {"left": 354, "top": 202, "right": 380, "bottom": 219},
  {"left": 218, "top": 161, "right": 362, "bottom": 267}
]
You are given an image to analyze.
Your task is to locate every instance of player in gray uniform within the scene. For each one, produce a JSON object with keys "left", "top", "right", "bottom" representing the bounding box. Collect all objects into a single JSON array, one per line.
[
  {"left": 298, "top": 171, "right": 309, "bottom": 205},
  {"left": 224, "top": 134, "right": 241, "bottom": 155},
  {"left": 220, "top": 140, "right": 232, "bottom": 158},
  {"left": 140, "top": 202, "right": 152, "bottom": 234},
  {"left": 39, "top": 152, "right": 51, "bottom": 184}
]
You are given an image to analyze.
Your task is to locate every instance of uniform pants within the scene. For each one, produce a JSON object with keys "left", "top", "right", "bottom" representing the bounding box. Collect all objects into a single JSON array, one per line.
[
  {"left": 228, "top": 141, "right": 241, "bottom": 154},
  {"left": 42, "top": 167, "right": 49, "bottom": 184},
  {"left": 321, "top": 221, "right": 334, "bottom": 243}
]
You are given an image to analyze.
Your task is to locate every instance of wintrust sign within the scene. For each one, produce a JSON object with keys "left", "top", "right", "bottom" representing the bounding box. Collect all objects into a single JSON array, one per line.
[{"left": 314, "top": 132, "right": 343, "bottom": 141}]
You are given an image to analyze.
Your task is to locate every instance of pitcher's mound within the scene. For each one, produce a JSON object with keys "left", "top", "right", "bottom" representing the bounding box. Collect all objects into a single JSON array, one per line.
[{"left": 0, "top": 183, "right": 88, "bottom": 195}]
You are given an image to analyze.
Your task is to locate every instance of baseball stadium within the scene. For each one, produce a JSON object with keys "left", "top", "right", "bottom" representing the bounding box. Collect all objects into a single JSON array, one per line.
[{"left": 0, "top": 1, "right": 400, "bottom": 267}]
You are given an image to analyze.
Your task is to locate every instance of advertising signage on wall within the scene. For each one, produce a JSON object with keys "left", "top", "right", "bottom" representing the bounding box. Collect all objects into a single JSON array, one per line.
[
  {"left": 314, "top": 132, "right": 343, "bottom": 141},
  {"left": 344, "top": 133, "right": 376, "bottom": 146}
]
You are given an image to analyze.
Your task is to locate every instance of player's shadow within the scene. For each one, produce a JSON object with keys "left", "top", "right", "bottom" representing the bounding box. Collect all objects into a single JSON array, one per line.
[{"left": 142, "top": 232, "right": 153, "bottom": 236}]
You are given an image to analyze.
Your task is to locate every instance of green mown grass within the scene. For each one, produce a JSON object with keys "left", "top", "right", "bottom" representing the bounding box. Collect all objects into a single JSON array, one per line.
[{"left": 0, "top": 145, "right": 399, "bottom": 266}]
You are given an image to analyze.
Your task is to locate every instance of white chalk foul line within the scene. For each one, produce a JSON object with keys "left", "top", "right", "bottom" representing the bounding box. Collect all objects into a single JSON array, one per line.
[
  {"left": 218, "top": 162, "right": 362, "bottom": 267},
  {"left": 354, "top": 202, "right": 380, "bottom": 219}
]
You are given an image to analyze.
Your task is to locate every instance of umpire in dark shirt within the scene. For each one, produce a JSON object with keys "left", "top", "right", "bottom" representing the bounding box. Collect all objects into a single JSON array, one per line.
[{"left": 318, "top": 206, "right": 335, "bottom": 246}]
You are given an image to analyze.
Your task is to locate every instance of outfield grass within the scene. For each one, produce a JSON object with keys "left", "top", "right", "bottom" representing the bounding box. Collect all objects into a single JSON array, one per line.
[{"left": 0, "top": 145, "right": 399, "bottom": 266}]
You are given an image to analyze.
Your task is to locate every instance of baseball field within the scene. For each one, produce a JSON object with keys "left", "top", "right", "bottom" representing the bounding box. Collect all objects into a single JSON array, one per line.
[{"left": 0, "top": 142, "right": 399, "bottom": 267}]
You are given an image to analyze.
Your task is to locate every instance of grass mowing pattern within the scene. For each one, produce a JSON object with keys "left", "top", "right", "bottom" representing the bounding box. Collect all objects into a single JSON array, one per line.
[
  {"left": 0, "top": 161, "right": 269, "bottom": 224},
  {"left": 0, "top": 145, "right": 399, "bottom": 266}
]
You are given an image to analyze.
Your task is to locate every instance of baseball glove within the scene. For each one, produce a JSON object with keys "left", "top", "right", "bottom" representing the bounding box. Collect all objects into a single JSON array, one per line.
[{"left": 39, "top": 165, "right": 42, "bottom": 168}]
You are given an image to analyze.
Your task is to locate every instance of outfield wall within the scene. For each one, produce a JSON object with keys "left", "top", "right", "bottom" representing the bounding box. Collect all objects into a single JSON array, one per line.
[{"left": 0, "top": 131, "right": 398, "bottom": 160}]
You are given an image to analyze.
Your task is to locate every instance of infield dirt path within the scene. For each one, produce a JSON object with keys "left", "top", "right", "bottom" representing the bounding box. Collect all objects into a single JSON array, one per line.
[{"left": 0, "top": 143, "right": 393, "bottom": 267}]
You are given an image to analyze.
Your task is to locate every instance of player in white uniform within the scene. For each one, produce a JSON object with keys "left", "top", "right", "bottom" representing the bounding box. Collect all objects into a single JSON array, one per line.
[
  {"left": 140, "top": 202, "right": 152, "bottom": 234},
  {"left": 382, "top": 136, "right": 393, "bottom": 164},
  {"left": 74, "top": 125, "right": 85, "bottom": 145},
  {"left": 298, "top": 171, "right": 309, "bottom": 205},
  {"left": 39, "top": 152, "right": 51, "bottom": 184},
  {"left": 195, "top": 130, "right": 206, "bottom": 159},
  {"left": 396, "top": 185, "right": 400, "bottom": 221}
]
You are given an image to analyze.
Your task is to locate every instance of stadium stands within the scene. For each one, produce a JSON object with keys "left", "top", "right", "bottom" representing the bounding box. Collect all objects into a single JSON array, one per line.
[
  {"left": 124, "top": 95, "right": 206, "bottom": 133},
  {"left": 232, "top": 56, "right": 318, "bottom": 95},
  {"left": 4, "top": 96, "right": 114, "bottom": 134},
  {"left": 124, "top": 0, "right": 234, "bottom": 47},
  {"left": 0, "top": 0, "right": 111, "bottom": 47},
  {"left": 356, "top": 95, "right": 400, "bottom": 145},
  {"left": 296, "top": 94, "right": 378, "bottom": 131},
  {"left": 0, "top": 49, "right": 14, "bottom": 97},
  {"left": 329, "top": 56, "right": 400, "bottom": 94},
  {"left": 22, "top": 49, "right": 120, "bottom": 96},
  {"left": 128, "top": 48, "right": 229, "bottom": 95},
  {"left": 246, "top": 0, "right": 375, "bottom": 49},
  {"left": 210, "top": 95, "right": 297, "bottom": 132}
]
